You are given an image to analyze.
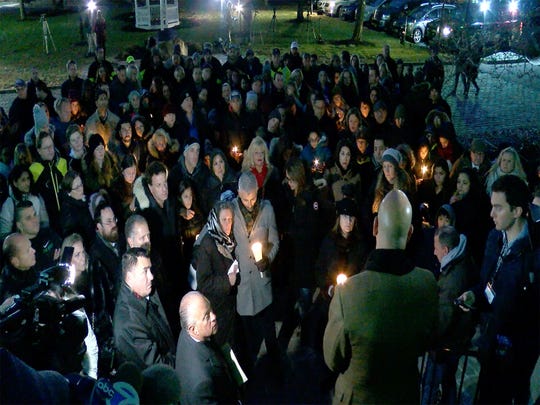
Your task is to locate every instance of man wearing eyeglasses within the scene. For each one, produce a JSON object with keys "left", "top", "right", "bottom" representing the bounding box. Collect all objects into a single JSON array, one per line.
[{"left": 89, "top": 201, "right": 125, "bottom": 321}]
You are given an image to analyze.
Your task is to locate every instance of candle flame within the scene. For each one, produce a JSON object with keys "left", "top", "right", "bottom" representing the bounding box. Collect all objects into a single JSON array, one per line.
[{"left": 336, "top": 273, "right": 348, "bottom": 285}]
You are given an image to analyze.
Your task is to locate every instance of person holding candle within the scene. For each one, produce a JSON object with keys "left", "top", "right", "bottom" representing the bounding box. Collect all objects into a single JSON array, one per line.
[
  {"left": 323, "top": 190, "right": 438, "bottom": 404},
  {"left": 299, "top": 130, "right": 332, "bottom": 176},
  {"left": 231, "top": 171, "right": 281, "bottom": 377},
  {"left": 417, "top": 158, "right": 452, "bottom": 226},
  {"left": 309, "top": 198, "right": 369, "bottom": 351},
  {"left": 278, "top": 158, "right": 330, "bottom": 352},
  {"left": 192, "top": 201, "right": 239, "bottom": 349}
]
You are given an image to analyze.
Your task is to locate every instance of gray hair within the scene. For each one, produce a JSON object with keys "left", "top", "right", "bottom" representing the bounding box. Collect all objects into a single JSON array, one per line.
[
  {"left": 238, "top": 171, "right": 258, "bottom": 193},
  {"left": 179, "top": 291, "right": 210, "bottom": 330}
]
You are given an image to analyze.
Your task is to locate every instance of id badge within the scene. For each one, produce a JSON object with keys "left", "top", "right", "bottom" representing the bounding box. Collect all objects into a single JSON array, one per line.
[{"left": 485, "top": 282, "right": 496, "bottom": 304}]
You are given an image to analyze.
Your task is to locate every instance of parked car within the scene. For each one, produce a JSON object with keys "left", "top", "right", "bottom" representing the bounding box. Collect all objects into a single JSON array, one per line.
[
  {"left": 393, "top": 3, "right": 460, "bottom": 43},
  {"left": 370, "top": 0, "right": 424, "bottom": 31},
  {"left": 320, "top": 0, "right": 357, "bottom": 17},
  {"left": 340, "top": 0, "right": 387, "bottom": 22}
]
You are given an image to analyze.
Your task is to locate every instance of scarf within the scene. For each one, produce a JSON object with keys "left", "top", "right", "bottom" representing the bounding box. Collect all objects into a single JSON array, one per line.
[{"left": 207, "top": 207, "right": 236, "bottom": 256}]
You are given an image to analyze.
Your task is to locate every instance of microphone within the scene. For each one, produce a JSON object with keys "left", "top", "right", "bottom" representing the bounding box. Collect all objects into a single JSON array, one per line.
[{"left": 90, "top": 362, "right": 142, "bottom": 404}]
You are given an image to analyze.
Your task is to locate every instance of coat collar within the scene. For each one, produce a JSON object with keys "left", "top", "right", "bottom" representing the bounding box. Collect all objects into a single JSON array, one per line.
[{"left": 364, "top": 249, "right": 415, "bottom": 276}]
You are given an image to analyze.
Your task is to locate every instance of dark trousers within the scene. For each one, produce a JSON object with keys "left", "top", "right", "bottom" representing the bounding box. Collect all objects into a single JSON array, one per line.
[
  {"left": 421, "top": 350, "right": 461, "bottom": 405},
  {"left": 277, "top": 287, "right": 313, "bottom": 351},
  {"left": 240, "top": 305, "right": 281, "bottom": 377},
  {"left": 477, "top": 350, "right": 535, "bottom": 404}
]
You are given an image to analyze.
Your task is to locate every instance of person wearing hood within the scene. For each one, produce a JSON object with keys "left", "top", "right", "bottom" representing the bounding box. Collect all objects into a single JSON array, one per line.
[
  {"left": 422, "top": 225, "right": 477, "bottom": 404},
  {"left": 300, "top": 130, "right": 332, "bottom": 173}
]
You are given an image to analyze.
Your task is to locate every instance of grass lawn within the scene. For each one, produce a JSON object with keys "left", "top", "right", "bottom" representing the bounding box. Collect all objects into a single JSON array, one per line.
[{"left": 0, "top": 0, "right": 431, "bottom": 89}]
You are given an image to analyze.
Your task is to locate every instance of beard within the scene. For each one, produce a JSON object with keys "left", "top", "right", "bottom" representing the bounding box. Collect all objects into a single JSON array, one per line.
[{"left": 103, "top": 227, "right": 119, "bottom": 243}]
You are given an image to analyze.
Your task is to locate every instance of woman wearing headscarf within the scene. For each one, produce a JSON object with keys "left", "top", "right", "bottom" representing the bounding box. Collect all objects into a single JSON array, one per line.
[{"left": 192, "top": 201, "right": 239, "bottom": 348}]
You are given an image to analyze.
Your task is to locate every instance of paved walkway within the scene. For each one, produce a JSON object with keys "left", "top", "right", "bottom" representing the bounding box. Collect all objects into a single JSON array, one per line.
[{"left": 441, "top": 61, "right": 540, "bottom": 146}]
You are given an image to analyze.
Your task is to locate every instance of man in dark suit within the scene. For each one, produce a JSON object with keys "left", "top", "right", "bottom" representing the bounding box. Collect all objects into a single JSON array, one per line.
[{"left": 175, "top": 291, "right": 239, "bottom": 404}]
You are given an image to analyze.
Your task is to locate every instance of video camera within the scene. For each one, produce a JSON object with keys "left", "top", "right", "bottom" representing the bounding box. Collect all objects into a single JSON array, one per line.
[{"left": 0, "top": 247, "right": 87, "bottom": 373}]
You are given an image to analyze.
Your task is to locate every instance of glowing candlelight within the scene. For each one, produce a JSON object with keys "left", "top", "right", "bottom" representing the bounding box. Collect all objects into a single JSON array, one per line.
[
  {"left": 421, "top": 165, "right": 427, "bottom": 176},
  {"left": 251, "top": 242, "right": 263, "bottom": 262},
  {"left": 336, "top": 273, "right": 348, "bottom": 285},
  {"left": 232, "top": 145, "right": 239, "bottom": 155}
]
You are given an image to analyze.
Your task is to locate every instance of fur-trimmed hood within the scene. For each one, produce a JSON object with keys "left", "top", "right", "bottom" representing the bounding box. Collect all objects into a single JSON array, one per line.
[{"left": 133, "top": 175, "right": 151, "bottom": 210}]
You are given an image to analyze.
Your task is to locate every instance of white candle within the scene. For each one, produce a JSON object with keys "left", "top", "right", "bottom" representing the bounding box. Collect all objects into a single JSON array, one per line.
[
  {"left": 336, "top": 273, "right": 348, "bottom": 285},
  {"left": 421, "top": 165, "right": 427, "bottom": 177},
  {"left": 251, "top": 242, "right": 263, "bottom": 262}
]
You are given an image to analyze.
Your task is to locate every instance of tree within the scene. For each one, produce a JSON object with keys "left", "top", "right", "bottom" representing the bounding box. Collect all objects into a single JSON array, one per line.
[
  {"left": 297, "top": 0, "right": 305, "bottom": 22},
  {"left": 351, "top": 0, "right": 366, "bottom": 42},
  {"left": 19, "top": 0, "right": 26, "bottom": 20}
]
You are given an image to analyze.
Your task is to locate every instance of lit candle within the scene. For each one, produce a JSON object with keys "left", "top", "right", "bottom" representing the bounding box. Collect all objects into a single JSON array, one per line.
[
  {"left": 251, "top": 242, "right": 263, "bottom": 262},
  {"left": 336, "top": 273, "right": 348, "bottom": 285},
  {"left": 421, "top": 165, "right": 427, "bottom": 177},
  {"left": 251, "top": 242, "right": 264, "bottom": 278},
  {"left": 232, "top": 145, "right": 239, "bottom": 155}
]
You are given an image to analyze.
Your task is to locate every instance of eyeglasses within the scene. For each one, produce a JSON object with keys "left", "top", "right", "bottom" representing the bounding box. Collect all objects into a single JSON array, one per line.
[
  {"left": 71, "top": 183, "right": 83, "bottom": 190},
  {"left": 102, "top": 217, "right": 117, "bottom": 226}
]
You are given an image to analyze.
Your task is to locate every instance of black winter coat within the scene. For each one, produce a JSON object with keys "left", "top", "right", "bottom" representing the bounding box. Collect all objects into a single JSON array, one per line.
[
  {"left": 113, "top": 284, "right": 175, "bottom": 369},
  {"left": 59, "top": 193, "right": 95, "bottom": 246},
  {"left": 194, "top": 232, "right": 238, "bottom": 348}
]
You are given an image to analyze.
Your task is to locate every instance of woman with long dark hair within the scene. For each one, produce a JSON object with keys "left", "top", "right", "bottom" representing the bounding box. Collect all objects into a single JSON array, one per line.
[
  {"left": 417, "top": 158, "right": 452, "bottom": 225},
  {"left": 278, "top": 157, "right": 330, "bottom": 351},
  {"left": 59, "top": 170, "right": 95, "bottom": 246},
  {"left": 0, "top": 164, "right": 49, "bottom": 237}
]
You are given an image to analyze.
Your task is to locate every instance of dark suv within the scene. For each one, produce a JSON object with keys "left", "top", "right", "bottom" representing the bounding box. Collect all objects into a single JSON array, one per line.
[
  {"left": 393, "top": 3, "right": 460, "bottom": 43},
  {"left": 370, "top": 0, "right": 424, "bottom": 31}
]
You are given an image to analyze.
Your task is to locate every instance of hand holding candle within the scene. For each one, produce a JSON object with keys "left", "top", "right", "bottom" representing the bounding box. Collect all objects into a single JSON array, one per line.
[
  {"left": 252, "top": 242, "right": 266, "bottom": 278},
  {"left": 251, "top": 242, "right": 262, "bottom": 262}
]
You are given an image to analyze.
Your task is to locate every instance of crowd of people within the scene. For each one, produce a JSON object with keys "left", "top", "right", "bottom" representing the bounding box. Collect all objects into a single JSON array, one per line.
[{"left": 0, "top": 37, "right": 539, "bottom": 404}]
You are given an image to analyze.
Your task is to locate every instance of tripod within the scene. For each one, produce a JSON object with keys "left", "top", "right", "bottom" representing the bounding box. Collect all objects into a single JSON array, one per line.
[
  {"left": 41, "top": 14, "right": 56, "bottom": 54},
  {"left": 269, "top": 7, "right": 277, "bottom": 33}
]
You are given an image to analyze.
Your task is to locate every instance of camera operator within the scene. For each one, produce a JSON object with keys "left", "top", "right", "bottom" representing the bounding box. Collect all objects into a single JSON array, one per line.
[
  {"left": 0, "top": 233, "right": 90, "bottom": 376},
  {"left": 14, "top": 200, "right": 62, "bottom": 270},
  {"left": 0, "top": 232, "right": 37, "bottom": 303}
]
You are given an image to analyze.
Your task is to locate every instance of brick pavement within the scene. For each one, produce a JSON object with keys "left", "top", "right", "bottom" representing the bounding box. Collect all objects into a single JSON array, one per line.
[{"left": 441, "top": 61, "right": 540, "bottom": 146}]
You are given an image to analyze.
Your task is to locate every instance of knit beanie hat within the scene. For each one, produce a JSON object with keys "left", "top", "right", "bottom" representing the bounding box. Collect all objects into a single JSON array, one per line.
[
  {"left": 246, "top": 91, "right": 258, "bottom": 105},
  {"left": 268, "top": 109, "right": 281, "bottom": 122},
  {"left": 382, "top": 148, "right": 402, "bottom": 167},
  {"left": 33, "top": 104, "right": 48, "bottom": 135}
]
